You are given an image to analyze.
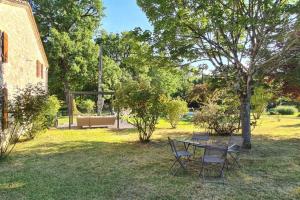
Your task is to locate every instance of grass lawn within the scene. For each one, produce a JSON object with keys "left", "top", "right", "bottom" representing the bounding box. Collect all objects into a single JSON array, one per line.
[{"left": 0, "top": 116, "right": 300, "bottom": 199}]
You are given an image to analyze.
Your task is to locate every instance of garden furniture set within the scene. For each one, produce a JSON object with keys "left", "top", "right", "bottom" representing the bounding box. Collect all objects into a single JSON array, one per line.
[{"left": 168, "top": 132, "right": 243, "bottom": 181}]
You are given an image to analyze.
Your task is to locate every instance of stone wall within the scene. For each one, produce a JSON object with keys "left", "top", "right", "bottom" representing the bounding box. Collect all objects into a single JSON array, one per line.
[{"left": 0, "top": 1, "right": 48, "bottom": 99}]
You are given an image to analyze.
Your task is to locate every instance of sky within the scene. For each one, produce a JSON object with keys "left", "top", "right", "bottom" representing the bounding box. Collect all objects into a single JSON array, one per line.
[{"left": 102, "top": 0, "right": 153, "bottom": 33}]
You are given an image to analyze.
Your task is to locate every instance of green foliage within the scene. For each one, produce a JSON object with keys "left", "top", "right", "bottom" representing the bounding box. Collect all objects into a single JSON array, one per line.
[
  {"left": 31, "top": 0, "right": 103, "bottom": 99},
  {"left": 164, "top": 98, "right": 188, "bottom": 128},
  {"left": 193, "top": 89, "right": 240, "bottom": 136},
  {"left": 97, "top": 30, "right": 183, "bottom": 95},
  {"left": 138, "top": 0, "right": 299, "bottom": 147},
  {"left": 102, "top": 56, "right": 122, "bottom": 92},
  {"left": 268, "top": 108, "right": 279, "bottom": 115},
  {"left": 72, "top": 100, "right": 81, "bottom": 116},
  {"left": 10, "top": 84, "right": 49, "bottom": 139},
  {"left": 78, "top": 99, "right": 95, "bottom": 114},
  {"left": 115, "top": 78, "right": 166, "bottom": 143},
  {"left": 99, "top": 30, "right": 184, "bottom": 142},
  {"left": 187, "top": 84, "right": 209, "bottom": 105},
  {"left": 42, "top": 95, "right": 61, "bottom": 127},
  {"left": 273, "top": 106, "right": 298, "bottom": 115},
  {"left": 251, "top": 87, "right": 273, "bottom": 121}
]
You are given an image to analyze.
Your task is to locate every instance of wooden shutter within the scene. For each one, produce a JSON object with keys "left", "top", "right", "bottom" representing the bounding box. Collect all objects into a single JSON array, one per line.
[
  {"left": 36, "top": 60, "right": 41, "bottom": 77},
  {"left": 0, "top": 30, "right": 2, "bottom": 63},
  {"left": 2, "top": 32, "right": 8, "bottom": 63},
  {"left": 2, "top": 87, "right": 8, "bottom": 130},
  {"left": 41, "top": 64, "right": 44, "bottom": 79}
]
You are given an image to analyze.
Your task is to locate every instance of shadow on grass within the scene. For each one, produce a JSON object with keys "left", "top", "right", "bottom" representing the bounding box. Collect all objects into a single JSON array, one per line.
[
  {"left": 0, "top": 139, "right": 176, "bottom": 199},
  {"left": 0, "top": 133, "right": 299, "bottom": 199},
  {"left": 109, "top": 128, "right": 137, "bottom": 135},
  {"left": 278, "top": 123, "right": 300, "bottom": 128}
]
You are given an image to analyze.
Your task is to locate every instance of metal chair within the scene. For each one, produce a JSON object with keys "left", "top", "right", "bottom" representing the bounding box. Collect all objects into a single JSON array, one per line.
[
  {"left": 200, "top": 144, "right": 228, "bottom": 182},
  {"left": 192, "top": 132, "right": 210, "bottom": 141},
  {"left": 168, "top": 137, "right": 192, "bottom": 175},
  {"left": 227, "top": 135, "right": 243, "bottom": 168},
  {"left": 190, "top": 132, "right": 209, "bottom": 156}
]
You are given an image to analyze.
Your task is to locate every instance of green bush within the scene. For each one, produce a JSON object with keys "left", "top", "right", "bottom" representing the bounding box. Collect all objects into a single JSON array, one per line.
[
  {"left": 73, "top": 100, "right": 81, "bottom": 115},
  {"left": 268, "top": 108, "right": 278, "bottom": 115},
  {"left": 251, "top": 87, "right": 273, "bottom": 120},
  {"left": 78, "top": 99, "right": 95, "bottom": 114},
  {"left": 9, "top": 84, "right": 49, "bottom": 140},
  {"left": 115, "top": 79, "right": 165, "bottom": 143},
  {"left": 274, "top": 106, "right": 298, "bottom": 115},
  {"left": 164, "top": 98, "right": 188, "bottom": 128},
  {"left": 43, "top": 96, "right": 61, "bottom": 127},
  {"left": 193, "top": 89, "right": 240, "bottom": 136}
]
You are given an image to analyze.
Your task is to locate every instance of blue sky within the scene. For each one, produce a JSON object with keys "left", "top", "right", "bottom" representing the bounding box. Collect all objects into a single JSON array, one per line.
[{"left": 102, "top": 0, "right": 153, "bottom": 33}]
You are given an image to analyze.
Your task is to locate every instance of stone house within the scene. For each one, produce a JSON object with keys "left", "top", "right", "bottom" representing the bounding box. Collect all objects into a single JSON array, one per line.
[{"left": 0, "top": 0, "right": 49, "bottom": 129}]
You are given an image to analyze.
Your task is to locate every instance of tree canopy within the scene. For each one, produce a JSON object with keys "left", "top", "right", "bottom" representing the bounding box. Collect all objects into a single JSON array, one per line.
[
  {"left": 31, "top": 0, "right": 103, "bottom": 99},
  {"left": 137, "top": 0, "right": 300, "bottom": 148}
]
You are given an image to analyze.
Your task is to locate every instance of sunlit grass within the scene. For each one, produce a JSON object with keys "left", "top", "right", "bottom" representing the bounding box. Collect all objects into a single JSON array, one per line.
[{"left": 0, "top": 115, "right": 299, "bottom": 199}]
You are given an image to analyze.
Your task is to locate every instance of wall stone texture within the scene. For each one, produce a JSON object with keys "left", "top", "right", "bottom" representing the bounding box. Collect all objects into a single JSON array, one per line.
[{"left": 0, "top": 1, "right": 48, "bottom": 99}]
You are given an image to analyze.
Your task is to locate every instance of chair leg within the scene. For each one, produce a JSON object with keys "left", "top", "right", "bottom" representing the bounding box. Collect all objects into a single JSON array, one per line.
[
  {"left": 199, "top": 161, "right": 205, "bottom": 182},
  {"left": 225, "top": 159, "right": 229, "bottom": 170},
  {"left": 220, "top": 162, "right": 226, "bottom": 178},
  {"left": 169, "top": 157, "right": 188, "bottom": 175},
  {"left": 193, "top": 146, "right": 197, "bottom": 157},
  {"left": 169, "top": 160, "right": 177, "bottom": 173},
  {"left": 177, "top": 157, "right": 187, "bottom": 170},
  {"left": 229, "top": 152, "right": 241, "bottom": 168}
]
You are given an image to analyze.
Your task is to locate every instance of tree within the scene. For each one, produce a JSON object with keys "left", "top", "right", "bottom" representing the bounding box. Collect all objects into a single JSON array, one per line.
[
  {"left": 97, "top": 29, "right": 184, "bottom": 96},
  {"left": 115, "top": 78, "right": 165, "bottom": 143},
  {"left": 102, "top": 56, "right": 122, "bottom": 92},
  {"left": 31, "top": 0, "right": 103, "bottom": 99},
  {"left": 109, "top": 29, "right": 184, "bottom": 142},
  {"left": 97, "top": 46, "right": 104, "bottom": 115},
  {"left": 273, "top": 29, "right": 300, "bottom": 100},
  {"left": 164, "top": 98, "right": 188, "bottom": 128},
  {"left": 137, "top": 0, "right": 300, "bottom": 148},
  {"left": 193, "top": 89, "right": 241, "bottom": 136}
]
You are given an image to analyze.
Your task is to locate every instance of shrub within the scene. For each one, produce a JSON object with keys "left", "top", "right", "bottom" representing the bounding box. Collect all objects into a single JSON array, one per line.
[
  {"left": 10, "top": 84, "right": 51, "bottom": 139},
  {"left": 43, "top": 96, "right": 61, "bottom": 127},
  {"left": 115, "top": 79, "right": 165, "bottom": 143},
  {"left": 78, "top": 99, "right": 95, "bottom": 114},
  {"left": 274, "top": 106, "right": 298, "bottom": 115},
  {"left": 164, "top": 98, "right": 188, "bottom": 128},
  {"left": 251, "top": 87, "right": 273, "bottom": 120},
  {"left": 73, "top": 100, "right": 81, "bottom": 115},
  {"left": 193, "top": 89, "right": 240, "bottom": 136},
  {"left": 268, "top": 108, "right": 278, "bottom": 115},
  {"left": 1, "top": 84, "right": 49, "bottom": 159},
  {"left": 0, "top": 123, "right": 24, "bottom": 160}
]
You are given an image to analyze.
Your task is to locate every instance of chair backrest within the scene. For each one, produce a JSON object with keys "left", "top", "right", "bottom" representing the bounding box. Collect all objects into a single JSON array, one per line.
[
  {"left": 228, "top": 135, "right": 243, "bottom": 148},
  {"left": 204, "top": 145, "right": 228, "bottom": 160},
  {"left": 168, "top": 137, "right": 178, "bottom": 157},
  {"left": 192, "top": 131, "right": 209, "bottom": 141}
]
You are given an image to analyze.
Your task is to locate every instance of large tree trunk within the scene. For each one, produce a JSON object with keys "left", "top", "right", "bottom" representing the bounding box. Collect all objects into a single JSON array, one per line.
[
  {"left": 240, "top": 78, "right": 252, "bottom": 149},
  {"left": 97, "top": 45, "right": 104, "bottom": 115}
]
